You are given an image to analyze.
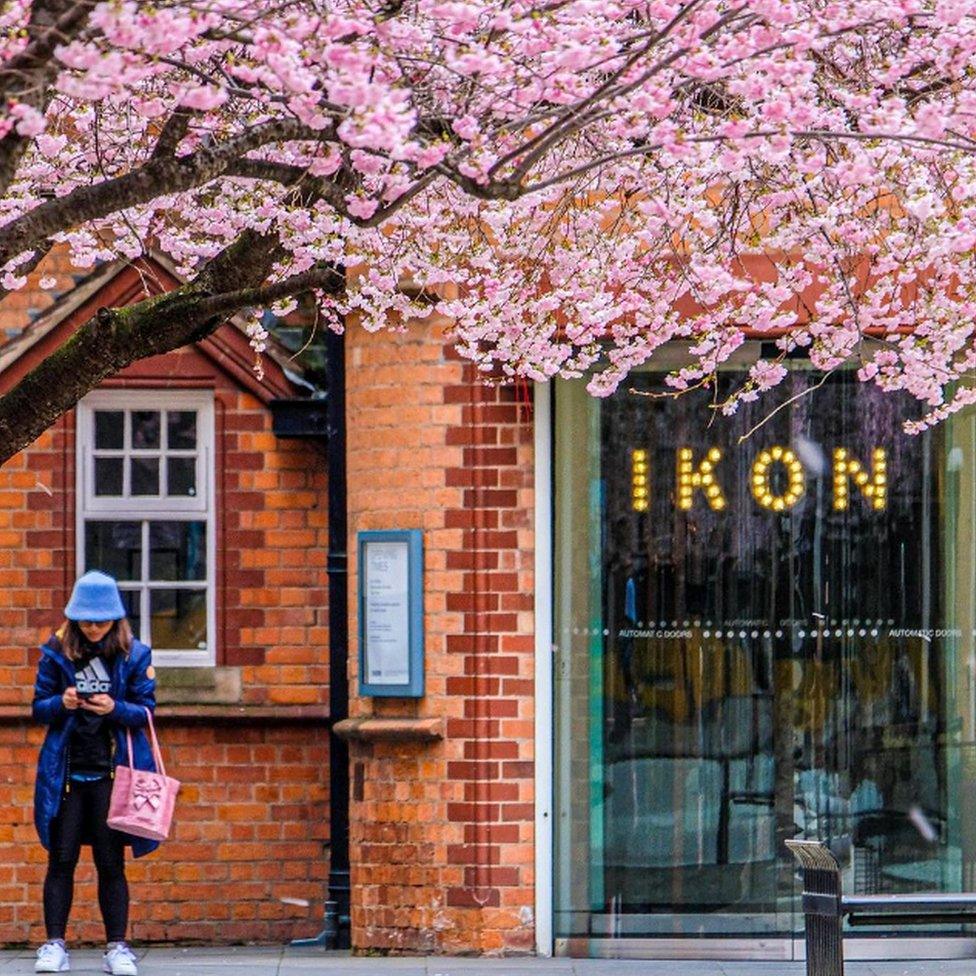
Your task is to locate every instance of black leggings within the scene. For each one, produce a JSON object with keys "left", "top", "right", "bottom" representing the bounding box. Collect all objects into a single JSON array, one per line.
[{"left": 43, "top": 777, "right": 128, "bottom": 942}]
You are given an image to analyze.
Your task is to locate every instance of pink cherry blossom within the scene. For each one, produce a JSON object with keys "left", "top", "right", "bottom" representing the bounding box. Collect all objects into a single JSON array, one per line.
[{"left": 0, "top": 0, "right": 972, "bottom": 434}]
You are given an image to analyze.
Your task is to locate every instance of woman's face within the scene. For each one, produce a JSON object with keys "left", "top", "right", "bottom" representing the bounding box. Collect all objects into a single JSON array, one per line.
[{"left": 78, "top": 620, "right": 114, "bottom": 643}]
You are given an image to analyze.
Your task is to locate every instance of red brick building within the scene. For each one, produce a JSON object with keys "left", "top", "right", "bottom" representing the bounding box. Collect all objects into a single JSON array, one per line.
[
  {"left": 0, "top": 253, "right": 542, "bottom": 955},
  {"left": 4, "top": 248, "right": 974, "bottom": 967},
  {"left": 0, "top": 255, "right": 332, "bottom": 945}
]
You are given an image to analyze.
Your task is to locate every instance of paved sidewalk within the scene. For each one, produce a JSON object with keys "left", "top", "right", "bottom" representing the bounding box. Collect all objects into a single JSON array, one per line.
[{"left": 2, "top": 947, "right": 975, "bottom": 976}]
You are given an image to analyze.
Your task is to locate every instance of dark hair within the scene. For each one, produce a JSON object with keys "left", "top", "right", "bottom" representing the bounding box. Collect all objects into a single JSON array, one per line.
[{"left": 60, "top": 618, "right": 133, "bottom": 661}]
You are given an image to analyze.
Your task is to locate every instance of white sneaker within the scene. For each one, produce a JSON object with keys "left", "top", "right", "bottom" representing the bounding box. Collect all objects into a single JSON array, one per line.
[
  {"left": 102, "top": 943, "right": 137, "bottom": 976},
  {"left": 35, "top": 941, "right": 69, "bottom": 973}
]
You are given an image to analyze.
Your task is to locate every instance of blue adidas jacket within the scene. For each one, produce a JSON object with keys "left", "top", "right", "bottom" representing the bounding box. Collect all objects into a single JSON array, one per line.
[{"left": 32, "top": 634, "right": 159, "bottom": 858}]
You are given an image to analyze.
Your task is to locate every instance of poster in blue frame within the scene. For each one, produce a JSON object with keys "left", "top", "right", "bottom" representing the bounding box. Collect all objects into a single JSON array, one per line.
[{"left": 358, "top": 529, "right": 424, "bottom": 697}]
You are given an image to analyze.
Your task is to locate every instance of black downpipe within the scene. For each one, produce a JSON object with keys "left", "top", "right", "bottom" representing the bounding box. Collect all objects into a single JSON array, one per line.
[
  {"left": 324, "top": 326, "right": 351, "bottom": 949},
  {"left": 271, "top": 329, "right": 350, "bottom": 949}
]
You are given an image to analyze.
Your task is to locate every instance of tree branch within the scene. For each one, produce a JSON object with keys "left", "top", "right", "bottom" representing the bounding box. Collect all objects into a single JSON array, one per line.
[
  {"left": 0, "top": 118, "right": 332, "bottom": 268},
  {"left": 0, "top": 232, "right": 344, "bottom": 466},
  {"left": 0, "top": 1, "right": 97, "bottom": 197},
  {"left": 151, "top": 107, "right": 199, "bottom": 159}
]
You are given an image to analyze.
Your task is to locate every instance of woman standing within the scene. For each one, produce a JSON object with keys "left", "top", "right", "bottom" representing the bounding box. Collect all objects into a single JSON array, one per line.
[{"left": 32, "top": 571, "right": 158, "bottom": 976}]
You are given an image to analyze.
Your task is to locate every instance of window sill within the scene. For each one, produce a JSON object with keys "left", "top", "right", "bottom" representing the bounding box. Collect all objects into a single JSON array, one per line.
[{"left": 155, "top": 666, "right": 241, "bottom": 705}]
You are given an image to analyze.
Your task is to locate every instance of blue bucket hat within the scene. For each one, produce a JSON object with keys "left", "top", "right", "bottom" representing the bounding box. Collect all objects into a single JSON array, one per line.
[{"left": 64, "top": 571, "right": 126, "bottom": 622}]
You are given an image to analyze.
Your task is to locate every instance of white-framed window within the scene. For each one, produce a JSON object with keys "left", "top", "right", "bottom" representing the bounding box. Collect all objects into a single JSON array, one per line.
[{"left": 76, "top": 390, "right": 216, "bottom": 666}]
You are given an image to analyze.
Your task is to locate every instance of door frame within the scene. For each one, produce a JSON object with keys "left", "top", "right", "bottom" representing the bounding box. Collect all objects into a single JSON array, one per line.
[{"left": 535, "top": 382, "right": 554, "bottom": 956}]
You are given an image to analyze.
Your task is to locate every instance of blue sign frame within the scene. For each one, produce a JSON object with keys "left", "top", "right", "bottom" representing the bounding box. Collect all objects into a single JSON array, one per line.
[{"left": 358, "top": 529, "right": 425, "bottom": 697}]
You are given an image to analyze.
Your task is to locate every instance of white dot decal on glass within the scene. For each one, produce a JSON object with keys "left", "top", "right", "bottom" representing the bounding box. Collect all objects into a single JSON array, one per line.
[
  {"left": 751, "top": 630, "right": 758, "bottom": 638},
  {"left": 870, "top": 629, "right": 878, "bottom": 637},
  {"left": 775, "top": 630, "right": 783, "bottom": 638},
  {"left": 603, "top": 629, "right": 609, "bottom": 636},
  {"left": 703, "top": 631, "right": 711, "bottom": 638},
  {"left": 798, "top": 629, "right": 806, "bottom": 638}
]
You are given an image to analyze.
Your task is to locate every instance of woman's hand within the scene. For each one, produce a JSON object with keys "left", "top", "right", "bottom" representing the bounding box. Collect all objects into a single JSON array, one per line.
[
  {"left": 61, "top": 687, "right": 80, "bottom": 710},
  {"left": 80, "top": 693, "right": 115, "bottom": 715}
]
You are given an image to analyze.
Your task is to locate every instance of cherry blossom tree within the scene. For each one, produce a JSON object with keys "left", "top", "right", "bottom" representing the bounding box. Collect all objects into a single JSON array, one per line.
[{"left": 0, "top": 0, "right": 975, "bottom": 464}]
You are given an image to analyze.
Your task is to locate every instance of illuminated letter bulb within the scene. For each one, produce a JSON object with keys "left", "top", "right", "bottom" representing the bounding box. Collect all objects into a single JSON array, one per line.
[
  {"left": 833, "top": 447, "right": 887, "bottom": 511},
  {"left": 751, "top": 446, "right": 805, "bottom": 512},
  {"left": 631, "top": 449, "right": 649, "bottom": 512},
  {"left": 676, "top": 447, "right": 727, "bottom": 511}
]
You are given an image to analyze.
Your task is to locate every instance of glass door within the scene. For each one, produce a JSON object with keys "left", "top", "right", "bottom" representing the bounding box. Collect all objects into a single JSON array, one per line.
[{"left": 553, "top": 357, "right": 976, "bottom": 953}]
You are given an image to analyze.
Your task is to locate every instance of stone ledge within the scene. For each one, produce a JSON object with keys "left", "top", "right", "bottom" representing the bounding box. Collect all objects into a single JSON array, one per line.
[
  {"left": 0, "top": 704, "right": 329, "bottom": 724},
  {"left": 155, "top": 667, "right": 242, "bottom": 705},
  {"left": 332, "top": 716, "right": 444, "bottom": 742}
]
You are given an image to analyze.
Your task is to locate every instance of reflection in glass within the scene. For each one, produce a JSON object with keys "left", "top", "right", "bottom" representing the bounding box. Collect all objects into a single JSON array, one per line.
[
  {"left": 119, "top": 588, "right": 141, "bottom": 638},
  {"left": 94, "top": 457, "right": 123, "bottom": 496},
  {"left": 131, "top": 410, "right": 160, "bottom": 449},
  {"left": 150, "top": 589, "right": 207, "bottom": 650},
  {"left": 554, "top": 367, "right": 976, "bottom": 946},
  {"left": 130, "top": 457, "right": 159, "bottom": 495},
  {"left": 94, "top": 411, "right": 123, "bottom": 450},
  {"left": 168, "top": 411, "right": 197, "bottom": 449},
  {"left": 149, "top": 521, "right": 206, "bottom": 580},
  {"left": 85, "top": 521, "right": 140, "bottom": 581},
  {"left": 167, "top": 457, "right": 196, "bottom": 496}
]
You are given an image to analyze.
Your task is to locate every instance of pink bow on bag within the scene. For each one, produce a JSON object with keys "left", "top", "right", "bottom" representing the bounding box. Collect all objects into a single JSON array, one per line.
[{"left": 107, "top": 708, "right": 179, "bottom": 842}]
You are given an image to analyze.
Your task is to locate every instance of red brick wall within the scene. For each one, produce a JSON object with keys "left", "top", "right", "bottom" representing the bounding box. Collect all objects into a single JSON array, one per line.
[
  {"left": 0, "top": 720, "right": 327, "bottom": 944},
  {"left": 0, "top": 341, "right": 333, "bottom": 945},
  {"left": 0, "top": 246, "right": 79, "bottom": 346},
  {"left": 345, "top": 319, "right": 536, "bottom": 954}
]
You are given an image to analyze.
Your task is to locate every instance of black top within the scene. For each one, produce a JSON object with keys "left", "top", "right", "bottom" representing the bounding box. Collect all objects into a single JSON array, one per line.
[{"left": 69, "top": 643, "right": 113, "bottom": 777}]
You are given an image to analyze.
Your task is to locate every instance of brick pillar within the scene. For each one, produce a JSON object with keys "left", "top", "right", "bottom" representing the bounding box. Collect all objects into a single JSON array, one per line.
[{"left": 344, "top": 318, "right": 536, "bottom": 954}]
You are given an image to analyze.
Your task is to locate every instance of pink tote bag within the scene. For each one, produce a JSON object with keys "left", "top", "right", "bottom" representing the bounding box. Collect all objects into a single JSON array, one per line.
[{"left": 107, "top": 708, "right": 180, "bottom": 841}]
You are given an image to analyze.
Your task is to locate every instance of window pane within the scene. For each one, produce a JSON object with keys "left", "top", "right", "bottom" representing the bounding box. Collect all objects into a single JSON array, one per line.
[
  {"left": 131, "top": 410, "right": 160, "bottom": 449},
  {"left": 94, "top": 457, "right": 123, "bottom": 496},
  {"left": 167, "top": 457, "right": 196, "bottom": 497},
  {"left": 94, "top": 411, "right": 123, "bottom": 450},
  {"left": 119, "top": 588, "right": 142, "bottom": 640},
  {"left": 168, "top": 411, "right": 197, "bottom": 449},
  {"left": 85, "top": 521, "right": 141, "bottom": 581},
  {"left": 149, "top": 521, "right": 206, "bottom": 581},
  {"left": 131, "top": 457, "right": 159, "bottom": 495},
  {"left": 150, "top": 589, "right": 207, "bottom": 650}
]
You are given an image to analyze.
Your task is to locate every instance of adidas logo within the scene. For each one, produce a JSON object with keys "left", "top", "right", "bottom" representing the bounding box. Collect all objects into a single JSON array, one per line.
[{"left": 75, "top": 656, "right": 111, "bottom": 696}]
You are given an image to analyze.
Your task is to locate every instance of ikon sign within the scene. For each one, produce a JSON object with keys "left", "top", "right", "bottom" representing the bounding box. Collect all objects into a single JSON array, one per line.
[{"left": 631, "top": 446, "right": 887, "bottom": 513}]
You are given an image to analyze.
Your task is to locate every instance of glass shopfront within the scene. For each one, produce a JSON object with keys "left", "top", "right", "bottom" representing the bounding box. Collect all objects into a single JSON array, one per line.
[{"left": 553, "top": 351, "right": 976, "bottom": 955}]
